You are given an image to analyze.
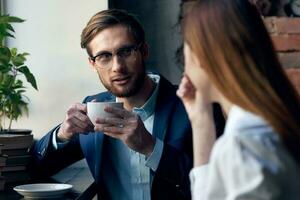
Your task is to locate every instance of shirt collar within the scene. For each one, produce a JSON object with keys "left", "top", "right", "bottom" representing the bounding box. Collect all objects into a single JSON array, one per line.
[
  {"left": 225, "top": 105, "right": 273, "bottom": 136},
  {"left": 132, "top": 73, "right": 160, "bottom": 121}
]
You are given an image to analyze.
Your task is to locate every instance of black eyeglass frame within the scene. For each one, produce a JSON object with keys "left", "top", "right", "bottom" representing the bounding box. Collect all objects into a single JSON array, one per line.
[{"left": 89, "top": 43, "right": 143, "bottom": 63}]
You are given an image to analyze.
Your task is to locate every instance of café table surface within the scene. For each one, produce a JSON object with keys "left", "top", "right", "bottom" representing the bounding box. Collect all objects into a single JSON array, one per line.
[{"left": 0, "top": 160, "right": 94, "bottom": 199}]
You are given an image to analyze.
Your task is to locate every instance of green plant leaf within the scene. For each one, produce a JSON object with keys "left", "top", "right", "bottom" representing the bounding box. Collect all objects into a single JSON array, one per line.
[
  {"left": 0, "top": 15, "right": 24, "bottom": 46},
  {"left": 11, "top": 80, "right": 25, "bottom": 91},
  {"left": 6, "top": 24, "right": 15, "bottom": 32},
  {"left": 1, "top": 31, "right": 14, "bottom": 38},
  {"left": 11, "top": 48, "right": 17, "bottom": 56},
  {"left": 1, "top": 73, "right": 14, "bottom": 87},
  {"left": 17, "top": 66, "right": 38, "bottom": 90},
  {"left": 0, "top": 15, "right": 25, "bottom": 23},
  {"left": 0, "top": 64, "right": 9, "bottom": 72},
  {"left": 0, "top": 63, "right": 13, "bottom": 73},
  {"left": 0, "top": 24, "right": 8, "bottom": 35},
  {"left": 0, "top": 46, "right": 11, "bottom": 65},
  {"left": 12, "top": 54, "right": 26, "bottom": 66},
  {"left": 17, "top": 89, "right": 26, "bottom": 94},
  {"left": 0, "top": 24, "right": 15, "bottom": 44},
  {"left": 21, "top": 52, "right": 30, "bottom": 56},
  {"left": 0, "top": 14, "right": 35, "bottom": 129}
]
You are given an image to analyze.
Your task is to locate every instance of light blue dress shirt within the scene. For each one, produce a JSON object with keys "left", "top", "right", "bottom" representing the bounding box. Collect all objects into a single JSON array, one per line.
[{"left": 53, "top": 74, "right": 164, "bottom": 200}]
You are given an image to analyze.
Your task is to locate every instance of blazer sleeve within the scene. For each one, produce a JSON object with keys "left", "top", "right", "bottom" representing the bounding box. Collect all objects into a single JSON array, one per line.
[
  {"left": 151, "top": 100, "right": 193, "bottom": 200},
  {"left": 30, "top": 125, "right": 84, "bottom": 179},
  {"left": 151, "top": 142, "right": 193, "bottom": 200}
]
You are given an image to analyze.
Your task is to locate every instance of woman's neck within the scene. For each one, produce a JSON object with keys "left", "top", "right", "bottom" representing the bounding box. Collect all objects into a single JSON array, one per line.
[{"left": 214, "top": 92, "right": 233, "bottom": 117}]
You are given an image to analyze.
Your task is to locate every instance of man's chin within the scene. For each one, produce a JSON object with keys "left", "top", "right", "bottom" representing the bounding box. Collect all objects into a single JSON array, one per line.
[
  {"left": 106, "top": 72, "right": 145, "bottom": 97},
  {"left": 109, "top": 87, "right": 137, "bottom": 98}
]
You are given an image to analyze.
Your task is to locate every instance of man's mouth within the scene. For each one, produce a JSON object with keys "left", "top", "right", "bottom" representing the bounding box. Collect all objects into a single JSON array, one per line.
[{"left": 111, "top": 76, "right": 131, "bottom": 85}]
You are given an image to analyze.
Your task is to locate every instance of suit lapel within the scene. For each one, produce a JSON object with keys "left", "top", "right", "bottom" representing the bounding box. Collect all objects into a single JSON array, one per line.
[
  {"left": 153, "top": 77, "right": 177, "bottom": 141},
  {"left": 93, "top": 132, "right": 104, "bottom": 180},
  {"left": 92, "top": 93, "right": 116, "bottom": 181}
]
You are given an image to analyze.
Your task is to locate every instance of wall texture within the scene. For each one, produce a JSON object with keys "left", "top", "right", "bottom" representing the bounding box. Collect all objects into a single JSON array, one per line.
[
  {"left": 4, "top": 0, "right": 108, "bottom": 138},
  {"left": 109, "top": 0, "right": 183, "bottom": 84},
  {"left": 265, "top": 17, "right": 300, "bottom": 93}
]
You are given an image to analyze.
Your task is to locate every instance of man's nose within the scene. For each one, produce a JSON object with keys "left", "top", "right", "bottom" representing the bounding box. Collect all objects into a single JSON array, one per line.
[{"left": 111, "top": 55, "right": 125, "bottom": 72}]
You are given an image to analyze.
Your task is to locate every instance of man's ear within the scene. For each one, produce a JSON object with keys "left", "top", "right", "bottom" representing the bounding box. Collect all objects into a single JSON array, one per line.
[
  {"left": 141, "top": 43, "right": 149, "bottom": 60},
  {"left": 88, "top": 58, "right": 97, "bottom": 72}
]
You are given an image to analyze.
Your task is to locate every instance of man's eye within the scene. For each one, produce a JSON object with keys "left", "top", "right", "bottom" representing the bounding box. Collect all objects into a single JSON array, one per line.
[
  {"left": 118, "top": 48, "right": 132, "bottom": 57},
  {"left": 97, "top": 53, "right": 112, "bottom": 61}
]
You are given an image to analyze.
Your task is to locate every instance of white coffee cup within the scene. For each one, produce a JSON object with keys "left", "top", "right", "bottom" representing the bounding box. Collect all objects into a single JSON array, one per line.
[{"left": 87, "top": 102, "right": 124, "bottom": 124}]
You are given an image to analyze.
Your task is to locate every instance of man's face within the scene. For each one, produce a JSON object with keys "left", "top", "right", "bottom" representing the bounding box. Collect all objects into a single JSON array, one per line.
[{"left": 88, "top": 25, "right": 147, "bottom": 97}]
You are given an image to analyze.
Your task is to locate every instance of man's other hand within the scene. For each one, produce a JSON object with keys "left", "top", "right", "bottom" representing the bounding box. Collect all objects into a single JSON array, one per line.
[
  {"left": 57, "top": 103, "right": 94, "bottom": 141},
  {"left": 93, "top": 106, "right": 155, "bottom": 157}
]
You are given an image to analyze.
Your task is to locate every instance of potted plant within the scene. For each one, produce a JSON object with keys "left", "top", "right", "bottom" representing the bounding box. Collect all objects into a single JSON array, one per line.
[{"left": 0, "top": 14, "right": 38, "bottom": 133}]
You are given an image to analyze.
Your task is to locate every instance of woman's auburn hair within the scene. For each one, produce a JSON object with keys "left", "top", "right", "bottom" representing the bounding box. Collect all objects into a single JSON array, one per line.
[{"left": 183, "top": 0, "right": 300, "bottom": 163}]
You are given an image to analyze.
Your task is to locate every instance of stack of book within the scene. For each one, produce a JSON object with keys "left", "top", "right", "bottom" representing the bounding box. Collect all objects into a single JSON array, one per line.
[{"left": 0, "top": 133, "right": 34, "bottom": 190}]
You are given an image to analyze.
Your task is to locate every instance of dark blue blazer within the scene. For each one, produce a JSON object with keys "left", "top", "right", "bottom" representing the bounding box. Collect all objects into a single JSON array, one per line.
[{"left": 30, "top": 75, "right": 224, "bottom": 200}]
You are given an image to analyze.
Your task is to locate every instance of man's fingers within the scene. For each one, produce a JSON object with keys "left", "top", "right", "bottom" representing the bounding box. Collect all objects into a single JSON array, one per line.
[
  {"left": 75, "top": 117, "right": 94, "bottom": 130},
  {"left": 73, "top": 111, "right": 94, "bottom": 127},
  {"left": 94, "top": 124, "right": 124, "bottom": 134},
  {"left": 95, "top": 117, "right": 126, "bottom": 127},
  {"left": 72, "top": 103, "right": 88, "bottom": 113},
  {"left": 66, "top": 117, "right": 93, "bottom": 133},
  {"left": 103, "top": 126, "right": 124, "bottom": 133},
  {"left": 101, "top": 131, "right": 122, "bottom": 139},
  {"left": 104, "top": 106, "right": 132, "bottom": 118}
]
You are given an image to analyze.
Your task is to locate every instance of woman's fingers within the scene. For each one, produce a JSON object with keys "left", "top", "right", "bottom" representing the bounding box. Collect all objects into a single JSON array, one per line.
[{"left": 177, "top": 75, "right": 196, "bottom": 100}]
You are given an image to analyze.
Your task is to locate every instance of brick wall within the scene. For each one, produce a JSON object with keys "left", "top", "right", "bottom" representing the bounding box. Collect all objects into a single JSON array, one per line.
[{"left": 264, "top": 17, "right": 300, "bottom": 94}]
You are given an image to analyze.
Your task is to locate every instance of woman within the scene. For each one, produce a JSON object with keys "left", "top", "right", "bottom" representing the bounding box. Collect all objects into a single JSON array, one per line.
[{"left": 177, "top": 0, "right": 300, "bottom": 199}]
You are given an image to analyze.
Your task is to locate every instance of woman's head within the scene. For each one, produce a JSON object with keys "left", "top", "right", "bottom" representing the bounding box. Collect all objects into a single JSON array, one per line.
[
  {"left": 183, "top": 0, "right": 280, "bottom": 108},
  {"left": 182, "top": 0, "right": 300, "bottom": 162}
]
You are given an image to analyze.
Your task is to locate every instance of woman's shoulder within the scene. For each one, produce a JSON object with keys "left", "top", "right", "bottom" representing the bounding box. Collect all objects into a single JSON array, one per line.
[
  {"left": 209, "top": 106, "right": 300, "bottom": 199},
  {"left": 214, "top": 106, "right": 297, "bottom": 173}
]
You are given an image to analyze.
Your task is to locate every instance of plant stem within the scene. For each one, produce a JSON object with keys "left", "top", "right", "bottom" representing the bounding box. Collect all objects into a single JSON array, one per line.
[
  {"left": 8, "top": 104, "right": 13, "bottom": 130},
  {"left": 8, "top": 116, "right": 12, "bottom": 130},
  {"left": 0, "top": 116, "right": 3, "bottom": 131}
]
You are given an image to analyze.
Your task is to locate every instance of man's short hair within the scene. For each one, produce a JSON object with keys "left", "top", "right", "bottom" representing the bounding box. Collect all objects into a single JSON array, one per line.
[{"left": 81, "top": 9, "right": 145, "bottom": 56}]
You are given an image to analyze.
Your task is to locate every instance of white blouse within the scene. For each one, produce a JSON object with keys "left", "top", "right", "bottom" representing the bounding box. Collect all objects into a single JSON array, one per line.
[{"left": 190, "top": 106, "right": 300, "bottom": 200}]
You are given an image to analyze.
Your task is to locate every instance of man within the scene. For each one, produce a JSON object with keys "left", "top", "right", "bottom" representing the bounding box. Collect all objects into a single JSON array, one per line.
[{"left": 30, "top": 9, "right": 224, "bottom": 200}]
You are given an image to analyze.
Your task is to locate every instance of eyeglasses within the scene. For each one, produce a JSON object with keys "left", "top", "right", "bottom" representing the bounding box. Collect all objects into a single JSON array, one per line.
[{"left": 90, "top": 43, "right": 142, "bottom": 68}]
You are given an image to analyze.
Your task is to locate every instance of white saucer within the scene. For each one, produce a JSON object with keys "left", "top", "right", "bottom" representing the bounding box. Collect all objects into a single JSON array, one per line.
[{"left": 14, "top": 183, "right": 73, "bottom": 199}]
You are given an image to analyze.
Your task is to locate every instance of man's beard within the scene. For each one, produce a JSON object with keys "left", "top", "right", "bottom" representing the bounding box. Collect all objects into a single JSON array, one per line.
[{"left": 100, "top": 67, "right": 146, "bottom": 98}]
